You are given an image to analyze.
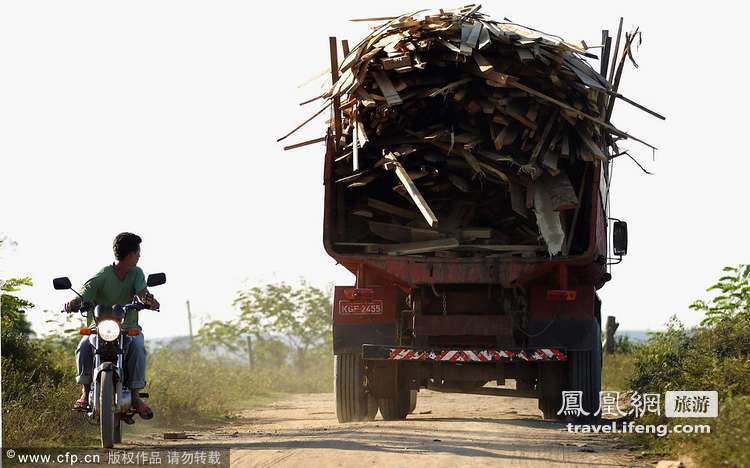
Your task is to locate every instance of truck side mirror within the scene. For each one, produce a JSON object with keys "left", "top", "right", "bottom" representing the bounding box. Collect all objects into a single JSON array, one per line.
[
  {"left": 613, "top": 221, "right": 628, "bottom": 256},
  {"left": 53, "top": 277, "right": 72, "bottom": 290},
  {"left": 147, "top": 273, "right": 166, "bottom": 287}
]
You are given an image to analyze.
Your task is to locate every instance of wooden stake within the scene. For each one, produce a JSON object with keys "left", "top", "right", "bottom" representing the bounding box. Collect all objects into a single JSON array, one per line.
[{"left": 329, "top": 37, "right": 343, "bottom": 152}]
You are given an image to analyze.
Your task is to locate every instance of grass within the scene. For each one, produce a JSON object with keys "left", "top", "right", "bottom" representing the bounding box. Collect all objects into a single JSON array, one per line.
[
  {"left": 601, "top": 353, "right": 635, "bottom": 391},
  {"left": 2, "top": 333, "right": 333, "bottom": 448}
]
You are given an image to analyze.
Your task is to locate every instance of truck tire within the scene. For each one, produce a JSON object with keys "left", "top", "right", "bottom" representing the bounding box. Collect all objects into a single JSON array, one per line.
[
  {"left": 378, "top": 388, "right": 410, "bottom": 420},
  {"left": 366, "top": 394, "right": 379, "bottom": 420},
  {"left": 408, "top": 390, "right": 417, "bottom": 414},
  {"left": 567, "top": 320, "right": 602, "bottom": 421},
  {"left": 538, "top": 364, "right": 566, "bottom": 420},
  {"left": 335, "top": 353, "right": 369, "bottom": 422}
]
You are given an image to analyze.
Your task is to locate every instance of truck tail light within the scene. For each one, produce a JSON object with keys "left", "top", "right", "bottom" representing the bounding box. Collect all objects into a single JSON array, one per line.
[
  {"left": 546, "top": 290, "right": 577, "bottom": 302},
  {"left": 343, "top": 288, "right": 375, "bottom": 300}
]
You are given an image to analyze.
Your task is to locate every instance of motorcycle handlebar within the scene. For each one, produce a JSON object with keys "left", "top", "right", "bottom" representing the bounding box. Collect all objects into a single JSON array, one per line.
[{"left": 62, "top": 301, "right": 159, "bottom": 314}]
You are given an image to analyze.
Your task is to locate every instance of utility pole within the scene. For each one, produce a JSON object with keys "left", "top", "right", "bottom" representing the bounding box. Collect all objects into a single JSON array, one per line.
[
  {"left": 246, "top": 335, "right": 254, "bottom": 369},
  {"left": 186, "top": 300, "right": 194, "bottom": 342}
]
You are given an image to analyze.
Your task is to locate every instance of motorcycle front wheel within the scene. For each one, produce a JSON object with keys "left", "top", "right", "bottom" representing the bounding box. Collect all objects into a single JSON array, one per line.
[{"left": 99, "top": 370, "right": 116, "bottom": 448}]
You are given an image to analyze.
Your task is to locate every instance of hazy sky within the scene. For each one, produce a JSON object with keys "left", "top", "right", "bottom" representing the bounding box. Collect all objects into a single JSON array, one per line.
[{"left": 1, "top": 1, "right": 747, "bottom": 339}]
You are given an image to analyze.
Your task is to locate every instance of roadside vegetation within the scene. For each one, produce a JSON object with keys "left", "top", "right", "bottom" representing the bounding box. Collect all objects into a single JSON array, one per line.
[
  {"left": 601, "top": 336, "right": 638, "bottom": 391},
  {"left": 602, "top": 265, "right": 750, "bottom": 467},
  {"left": 1, "top": 238, "right": 332, "bottom": 448}
]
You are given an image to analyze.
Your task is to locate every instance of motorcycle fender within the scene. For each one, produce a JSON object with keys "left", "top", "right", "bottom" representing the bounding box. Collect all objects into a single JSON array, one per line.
[
  {"left": 93, "top": 362, "right": 117, "bottom": 384},
  {"left": 91, "top": 363, "right": 120, "bottom": 417}
]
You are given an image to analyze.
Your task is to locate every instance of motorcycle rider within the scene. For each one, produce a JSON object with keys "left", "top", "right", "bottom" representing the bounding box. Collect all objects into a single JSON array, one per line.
[{"left": 64, "top": 232, "right": 159, "bottom": 419}]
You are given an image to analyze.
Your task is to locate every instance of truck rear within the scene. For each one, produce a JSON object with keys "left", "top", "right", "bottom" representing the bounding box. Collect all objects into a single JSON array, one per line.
[{"left": 288, "top": 6, "right": 651, "bottom": 422}]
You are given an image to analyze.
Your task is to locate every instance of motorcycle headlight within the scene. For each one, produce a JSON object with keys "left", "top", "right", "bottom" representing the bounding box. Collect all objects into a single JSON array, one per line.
[{"left": 98, "top": 320, "right": 121, "bottom": 342}]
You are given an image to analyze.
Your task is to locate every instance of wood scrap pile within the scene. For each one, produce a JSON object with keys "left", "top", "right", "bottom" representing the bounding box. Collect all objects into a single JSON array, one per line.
[{"left": 280, "top": 5, "right": 661, "bottom": 258}]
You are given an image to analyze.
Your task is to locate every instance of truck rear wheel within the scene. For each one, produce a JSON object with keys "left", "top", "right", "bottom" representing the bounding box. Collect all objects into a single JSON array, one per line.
[
  {"left": 408, "top": 390, "right": 417, "bottom": 414},
  {"left": 378, "top": 388, "right": 410, "bottom": 420},
  {"left": 538, "top": 364, "right": 566, "bottom": 420},
  {"left": 567, "top": 320, "right": 602, "bottom": 420},
  {"left": 335, "top": 353, "right": 369, "bottom": 422}
]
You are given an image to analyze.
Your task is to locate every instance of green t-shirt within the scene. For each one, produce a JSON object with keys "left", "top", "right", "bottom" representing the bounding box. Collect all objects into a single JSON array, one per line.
[{"left": 79, "top": 264, "right": 147, "bottom": 329}]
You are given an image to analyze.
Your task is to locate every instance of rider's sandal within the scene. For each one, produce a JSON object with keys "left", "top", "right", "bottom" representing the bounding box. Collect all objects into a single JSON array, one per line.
[
  {"left": 72, "top": 397, "right": 88, "bottom": 411},
  {"left": 133, "top": 400, "right": 154, "bottom": 420}
]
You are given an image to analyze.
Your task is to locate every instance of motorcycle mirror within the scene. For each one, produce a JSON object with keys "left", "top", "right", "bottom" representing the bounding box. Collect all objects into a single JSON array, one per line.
[
  {"left": 53, "top": 277, "right": 72, "bottom": 290},
  {"left": 146, "top": 273, "right": 166, "bottom": 287}
]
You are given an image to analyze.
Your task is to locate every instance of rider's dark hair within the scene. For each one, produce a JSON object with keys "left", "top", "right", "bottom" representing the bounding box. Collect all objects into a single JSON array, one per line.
[{"left": 113, "top": 232, "right": 142, "bottom": 261}]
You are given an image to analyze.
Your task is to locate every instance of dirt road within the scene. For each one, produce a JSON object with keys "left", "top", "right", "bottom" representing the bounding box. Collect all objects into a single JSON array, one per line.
[{"left": 130, "top": 391, "right": 645, "bottom": 467}]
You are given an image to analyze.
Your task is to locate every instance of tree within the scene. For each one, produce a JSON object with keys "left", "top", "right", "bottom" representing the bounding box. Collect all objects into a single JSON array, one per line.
[
  {"left": 1, "top": 276, "right": 35, "bottom": 337},
  {"left": 232, "top": 281, "right": 332, "bottom": 371},
  {"left": 690, "top": 264, "right": 750, "bottom": 325}
]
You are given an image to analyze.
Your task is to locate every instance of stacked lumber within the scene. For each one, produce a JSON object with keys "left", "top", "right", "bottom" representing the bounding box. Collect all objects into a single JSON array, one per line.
[{"left": 281, "top": 5, "right": 660, "bottom": 258}]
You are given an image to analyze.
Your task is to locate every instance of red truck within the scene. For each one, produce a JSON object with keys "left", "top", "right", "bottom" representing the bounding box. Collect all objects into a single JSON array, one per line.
[{"left": 324, "top": 132, "right": 628, "bottom": 421}]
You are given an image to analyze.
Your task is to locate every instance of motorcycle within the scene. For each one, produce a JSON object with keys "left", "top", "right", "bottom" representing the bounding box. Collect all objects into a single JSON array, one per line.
[{"left": 53, "top": 272, "right": 166, "bottom": 448}]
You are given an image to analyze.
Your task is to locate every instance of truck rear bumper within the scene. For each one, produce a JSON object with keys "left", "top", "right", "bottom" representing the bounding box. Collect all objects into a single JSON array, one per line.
[{"left": 362, "top": 344, "right": 567, "bottom": 362}]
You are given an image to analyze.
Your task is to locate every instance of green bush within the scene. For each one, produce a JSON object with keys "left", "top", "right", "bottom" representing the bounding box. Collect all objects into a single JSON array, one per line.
[
  {"left": 625, "top": 264, "right": 750, "bottom": 464},
  {"left": 1, "top": 327, "right": 98, "bottom": 447},
  {"left": 689, "top": 395, "right": 750, "bottom": 468}
]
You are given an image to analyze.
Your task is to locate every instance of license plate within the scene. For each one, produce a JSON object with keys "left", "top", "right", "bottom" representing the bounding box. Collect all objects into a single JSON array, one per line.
[{"left": 339, "top": 300, "right": 384, "bottom": 316}]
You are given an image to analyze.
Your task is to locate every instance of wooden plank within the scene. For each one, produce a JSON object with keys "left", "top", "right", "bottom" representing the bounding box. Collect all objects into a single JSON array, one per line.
[
  {"left": 563, "top": 165, "right": 590, "bottom": 256},
  {"left": 418, "top": 139, "right": 483, "bottom": 175},
  {"left": 349, "top": 16, "right": 399, "bottom": 22},
  {"left": 384, "top": 152, "right": 438, "bottom": 227},
  {"left": 539, "top": 172, "right": 578, "bottom": 211},
  {"left": 576, "top": 126, "right": 607, "bottom": 161},
  {"left": 351, "top": 209, "right": 374, "bottom": 218},
  {"left": 473, "top": 52, "right": 494, "bottom": 73},
  {"left": 478, "top": 162, "right": 509, "bottom": 184},
  {"left": 352, "top": 116, "right": 360, "bottom": 172},
  {"left": 509, "top": 80, "right": 657, "bottom": 150},
  {"left": 456, "top": 244, "right": 544, "bottom": 252},
  {"left": 459, "top": 227, "right": 493, "bottom": 239},
  {"left": 503, "top": 103, "right": 537, "bottom": 130},
  {"left": 276, "top": 103, "right": 329, "bottom": 142},
  {"left": 386, "top": 238, "right": 459, "bottom": 255},
  {"left": 283, "top": 136, "right": 325, "bottom": 151},
  {"left": 509, "top": 182, "right": 528, "bottom": 218},
  {"left": 542, "top": 150, "right": 561, "bottom": 175},
  {"left": 369, "top": 220, "right": 440, "bottom": 242},
  {"left": 372, "top": 71, "right": 403, "bottom": 106},
  {"left": 329, "top": 37, "right": 342, "bottom": 150},
  {"left": 460, "top": 22, "right": 481, "bottom": 55},
  {"left": 367, "top": 197, "right": 418, "bottom": 219},
  {"left": 382, "top": 54, "right": 412, "bottom": 70},
  {"left": 608, "top": 18, "right": 624, "bottom": 85},
  {"left": 527, "top": 112, "right": 558, "bottom": 167}
]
